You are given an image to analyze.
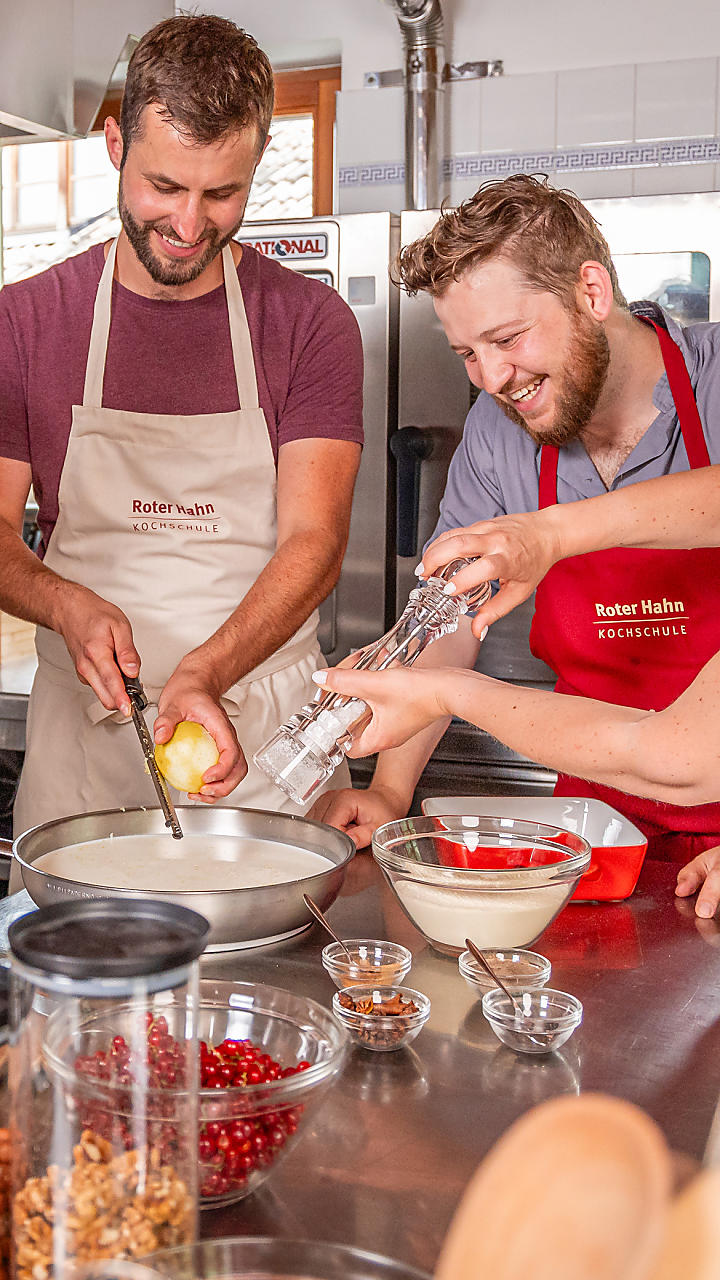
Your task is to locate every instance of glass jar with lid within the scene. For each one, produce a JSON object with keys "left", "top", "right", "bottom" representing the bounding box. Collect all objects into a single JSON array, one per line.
[{"left": 7, "top": 898, "right": 210, "bottom": 1279}]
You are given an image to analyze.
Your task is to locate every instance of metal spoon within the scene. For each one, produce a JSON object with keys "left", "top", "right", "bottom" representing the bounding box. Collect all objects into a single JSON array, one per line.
[
  {"left": 303, "top": 894, "right": 353, "bottom": 958},
  {"left": 466, "top": 937, "right": 547, "bottom": 1050},
  {"left": 466, "top": 938, "right": 526, "bottom": 1017}
]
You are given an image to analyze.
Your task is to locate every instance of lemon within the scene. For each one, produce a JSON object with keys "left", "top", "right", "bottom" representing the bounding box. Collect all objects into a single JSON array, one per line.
[{"left": 154, "top": 721, "right": 220, "bottom": 793}]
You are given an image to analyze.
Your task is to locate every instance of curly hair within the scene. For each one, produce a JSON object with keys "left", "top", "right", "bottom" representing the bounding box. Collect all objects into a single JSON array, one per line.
[
  {"left": 395, "top": 174, "right": 626, "bottom": 307},
  {"left": 120, "top": 14, "right": 274, "bottom": 157}
]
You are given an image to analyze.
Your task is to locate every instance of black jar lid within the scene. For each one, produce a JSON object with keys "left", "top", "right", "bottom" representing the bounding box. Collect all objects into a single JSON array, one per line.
[{"left": 8, "top": 899, "right": 210, "bottom": 978}]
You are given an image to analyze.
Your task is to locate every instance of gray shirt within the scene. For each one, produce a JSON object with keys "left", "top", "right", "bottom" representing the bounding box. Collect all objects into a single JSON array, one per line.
[{"left": 430, "top": 304, "right": 720, "bottom": 543}]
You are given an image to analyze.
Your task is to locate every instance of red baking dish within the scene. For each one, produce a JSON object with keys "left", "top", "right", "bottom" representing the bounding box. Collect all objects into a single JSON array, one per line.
[{"left": 421, "top": 797, "right": 647, "bottom": 902}]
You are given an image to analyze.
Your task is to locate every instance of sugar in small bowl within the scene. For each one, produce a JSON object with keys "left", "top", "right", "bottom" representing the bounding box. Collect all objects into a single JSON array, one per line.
[
  {"left": 459, "top": 947, "right": 551, "bottom": 997},
  {"left": 481, "top": 987, "right": 583, "bottom": 1055},
  {"left": 322, "top": 939, "right": 412, "bottom": 990}
]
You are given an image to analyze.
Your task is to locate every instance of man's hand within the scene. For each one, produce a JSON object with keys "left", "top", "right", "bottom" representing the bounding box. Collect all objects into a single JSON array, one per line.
[
  {"left": 308, "top": 783, "right": 408, "bottom": 850},
  {"left": 53, "top": 583, "right": 140, "bottom": 715},
  {"left": 419, "top": 510, "right": 563, "bottom": 638},
  {"left": 155, "top": 663, "right": 247, "bottom": 803},
  {"left": 675, "top": 846, "right": 720, "bottom": 918}
]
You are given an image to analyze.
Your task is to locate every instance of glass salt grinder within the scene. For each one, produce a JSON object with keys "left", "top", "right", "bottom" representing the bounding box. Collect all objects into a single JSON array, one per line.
[
  {"left": 8, "top": 898, "right": 210, "bottom": 1280},
  {"left": 254, "top": 557, "right": 491, "bottom": 806}
]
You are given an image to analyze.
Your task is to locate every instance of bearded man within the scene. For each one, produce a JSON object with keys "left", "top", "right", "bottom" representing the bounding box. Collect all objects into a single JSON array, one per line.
[
  {"left": 311, "top": 174, "right": 720, "bottom": 863},
  {"left": 0, "top": 14, "right": 362, "bottom": 839}
]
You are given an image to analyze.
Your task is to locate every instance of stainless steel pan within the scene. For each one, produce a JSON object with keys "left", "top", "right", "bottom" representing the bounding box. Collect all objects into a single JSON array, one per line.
[{"left": 11, "top": 807, "right": 355, "bottom": 952}]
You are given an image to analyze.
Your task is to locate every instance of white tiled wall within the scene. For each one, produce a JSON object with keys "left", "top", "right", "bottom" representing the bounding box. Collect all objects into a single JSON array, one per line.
[
  {"left": 556, "top": 66, "right": 635, "bottom": 147},
  {"left": 635, "top": 59, "right": 717, "bottom": 141},
  {"left": 480, "top": 72, "right": 556, "bottom": 153},
  {"left": 337, "top": 53, "right": 720, "bottom": 213}
]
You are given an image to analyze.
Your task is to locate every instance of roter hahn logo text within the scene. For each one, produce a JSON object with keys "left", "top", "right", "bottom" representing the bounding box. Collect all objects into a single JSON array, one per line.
[
  {"left": 130, "top": 497, "right": 221, "bottom": 535},
  {"left": 594, "top": 597, "right": 688, "bottom": 639}
]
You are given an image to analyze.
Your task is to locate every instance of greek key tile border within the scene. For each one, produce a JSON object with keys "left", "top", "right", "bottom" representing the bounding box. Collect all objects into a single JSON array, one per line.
[{"left": 338, "top": 136, "right": 720, "bottom": 187}]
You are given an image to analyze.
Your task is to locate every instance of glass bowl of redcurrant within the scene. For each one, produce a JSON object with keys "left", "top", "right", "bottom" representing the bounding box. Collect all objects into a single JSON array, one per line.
[{"left": 52, "top": 979, "right": 348, "bottom": 1209}]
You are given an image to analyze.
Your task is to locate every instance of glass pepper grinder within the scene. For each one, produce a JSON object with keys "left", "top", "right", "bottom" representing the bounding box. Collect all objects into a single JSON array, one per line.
[{"left": 254, "top": 557, "right": 491, "bottom": 806}]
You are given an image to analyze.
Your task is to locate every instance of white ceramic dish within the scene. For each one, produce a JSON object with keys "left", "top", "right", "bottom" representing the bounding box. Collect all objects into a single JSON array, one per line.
[{"left": 421, "top": 797, "right": 647, "bottom": 902}]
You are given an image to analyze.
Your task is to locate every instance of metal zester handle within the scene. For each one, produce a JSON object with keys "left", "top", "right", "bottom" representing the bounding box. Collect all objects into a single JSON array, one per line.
[{"left": 122, "top": 674, "right": 184, "bottom": 840}]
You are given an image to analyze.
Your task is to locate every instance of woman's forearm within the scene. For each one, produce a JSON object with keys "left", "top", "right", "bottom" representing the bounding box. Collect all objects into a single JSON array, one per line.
[
  {"left": 547, "top": 465, "right": 720, "bottom": 561},
  {"left": 441, "top": 664, "right": 718, "bottom": 807}
]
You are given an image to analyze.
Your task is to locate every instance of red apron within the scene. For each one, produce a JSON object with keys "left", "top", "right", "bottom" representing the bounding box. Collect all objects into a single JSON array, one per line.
[{"left": 529, "top": 317, "right": 720, "bottom": 863}]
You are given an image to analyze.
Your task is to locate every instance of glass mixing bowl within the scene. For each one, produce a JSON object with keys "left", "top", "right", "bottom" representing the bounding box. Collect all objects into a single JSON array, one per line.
[
  {"left": 45, "top": 980, "right": 348, "bottom": 1210},
  {"left": 372, "top": 816, "right": 590, "bottom": 956},
  {"left": 134, "top": 1236, "right": 432, "bottom": 1279}
]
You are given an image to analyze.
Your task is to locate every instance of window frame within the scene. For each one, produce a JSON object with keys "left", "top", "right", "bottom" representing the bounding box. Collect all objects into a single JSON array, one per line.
[
  {"left": 272, "top": 67, "right": 340, "bottom": 215},
  {"left": 92, "top": 64, "right": 340, "bottom": 216}
]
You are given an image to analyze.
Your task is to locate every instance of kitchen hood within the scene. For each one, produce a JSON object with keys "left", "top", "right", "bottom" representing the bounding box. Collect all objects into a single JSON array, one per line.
[{"left": 0, "top": 0, "right": 172, "bottom": 142}]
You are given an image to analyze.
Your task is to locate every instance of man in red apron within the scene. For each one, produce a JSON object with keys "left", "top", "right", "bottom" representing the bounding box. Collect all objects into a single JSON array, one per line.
[
  {"left": 0, "top": 15, "right": 361, "bottom": 835},
  {"left": 312, "top": 175, "right": 720, "bottom": 864}
]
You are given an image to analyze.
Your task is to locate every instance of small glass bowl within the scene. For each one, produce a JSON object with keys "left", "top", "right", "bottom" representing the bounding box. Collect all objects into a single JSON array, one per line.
[
  {"left": 321, "top": 939, "right": 412, "bottom": 989},
  {"left": 481, "top": 987, "right": 583, "bottom": 1055},
  {"left": 459, "top": 947, "right": 551, "bottom": 996},
  {"left": 332, "top": 985, "right": 431, "bottom": 1053}
]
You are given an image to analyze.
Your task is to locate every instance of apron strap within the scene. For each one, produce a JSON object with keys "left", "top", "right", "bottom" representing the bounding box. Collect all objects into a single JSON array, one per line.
[
  {"left": 638, "top": 316, "right": 711, "bottom": 468},
  {"left": 223, "top": 244, "right": 260, "bottom": 411},
  {"left": 538, "top": 314, "right": 711, "bottom": 506},
  {"left": 83, "top": 239, "right": 117, "bottom": 408},
  {"left": 83, "top": 239, "right": 260, "bottom": 412},
  {"left": 538, "top": 444, "right": 559, "bottom": 510}
]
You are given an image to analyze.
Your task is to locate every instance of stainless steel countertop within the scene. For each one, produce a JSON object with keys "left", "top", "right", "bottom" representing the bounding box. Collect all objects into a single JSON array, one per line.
[{"left": 1, "top": 857, "right": 719, "bottom": 1274}]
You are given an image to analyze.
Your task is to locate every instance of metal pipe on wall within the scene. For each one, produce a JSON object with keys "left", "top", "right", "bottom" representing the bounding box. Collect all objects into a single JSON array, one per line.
[{"left": 386, "top": 0, "right": 445, "bottom": 211}]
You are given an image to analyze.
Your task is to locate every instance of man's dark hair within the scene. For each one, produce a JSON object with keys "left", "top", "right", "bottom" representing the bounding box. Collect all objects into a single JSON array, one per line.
[{"left": 120, "top": 14, "right": 274, "bottom": 157}]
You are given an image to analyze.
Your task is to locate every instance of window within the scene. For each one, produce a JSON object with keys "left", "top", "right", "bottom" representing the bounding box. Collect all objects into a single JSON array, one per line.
[
  {"left": 615, "top": 251, "right": 711, "bottom": 325},
  {"left": 246, "top": 115, "right": 314, "bottom": 220},
  {"left": 270, "top": 67, "right": 340, "bottom": 217},
  {"left": 0, "top": 64, "right": 340, "bottom": 285}
]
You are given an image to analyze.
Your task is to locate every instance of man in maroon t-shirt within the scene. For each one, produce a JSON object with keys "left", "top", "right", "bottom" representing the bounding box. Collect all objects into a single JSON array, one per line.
[{"left": 0, "top": 14, "right": 363, "bottom": 830}]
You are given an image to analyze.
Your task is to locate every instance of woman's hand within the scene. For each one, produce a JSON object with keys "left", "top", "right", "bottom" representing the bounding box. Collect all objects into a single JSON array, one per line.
[
  {"left": 675, "top": 846, "right": 720, "bottom": 918},
  {"left": 312, "top": 665, "right": 451, "bottom": 756},
  {"left": 419, "top": 509, "right": 564, "bottom": 638}
]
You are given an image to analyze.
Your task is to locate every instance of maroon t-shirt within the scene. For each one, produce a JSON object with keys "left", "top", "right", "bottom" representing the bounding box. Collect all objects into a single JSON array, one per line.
[{"left": 0, "top": 242, "right": 364, "bottom": 552}]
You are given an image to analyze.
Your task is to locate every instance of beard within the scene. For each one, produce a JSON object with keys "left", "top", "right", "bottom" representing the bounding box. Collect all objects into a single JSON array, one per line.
[
  {"left": 494, "top": 308, "right": 611, "bottom": 448},
  {"left": 118, "top": 174, "right": 244, "bottom": 288}
]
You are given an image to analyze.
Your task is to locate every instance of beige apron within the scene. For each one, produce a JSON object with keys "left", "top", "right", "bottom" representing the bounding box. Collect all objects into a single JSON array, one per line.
[{"left": 14, "top": 239, "right": 349, "bottom": 842}]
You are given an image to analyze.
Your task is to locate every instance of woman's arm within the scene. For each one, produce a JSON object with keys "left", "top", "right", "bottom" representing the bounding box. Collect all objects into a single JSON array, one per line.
[
  {"left": 312, "top": 646, "right": 720, "bottom": 808},
  {"left": 419, "top": 465, "right": 720, "bottom": 637}
]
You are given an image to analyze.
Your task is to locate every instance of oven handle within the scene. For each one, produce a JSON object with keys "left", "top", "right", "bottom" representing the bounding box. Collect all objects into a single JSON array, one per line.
[{"left": 390, "top": 426, "right": 435, "bottom": 558}]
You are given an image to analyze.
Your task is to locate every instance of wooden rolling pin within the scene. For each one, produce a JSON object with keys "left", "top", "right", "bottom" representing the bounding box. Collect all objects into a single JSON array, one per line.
[{"left": 435, "top": 1094, "right": 673, "bottom": 1280}]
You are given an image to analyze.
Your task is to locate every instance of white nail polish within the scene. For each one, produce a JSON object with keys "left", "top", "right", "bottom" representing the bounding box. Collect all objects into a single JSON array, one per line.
[
  {"left": 442, "top": 582, "right": 456, "bottom": 596},
  {"left": 311, "top": 670, "right": 327, "bottom": 685},
  {"left": 414, "top": 562, "right": 425, "bottom": 577},
  {"left": 479, "top": 626, "right": 489, "bottom": 641}
]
